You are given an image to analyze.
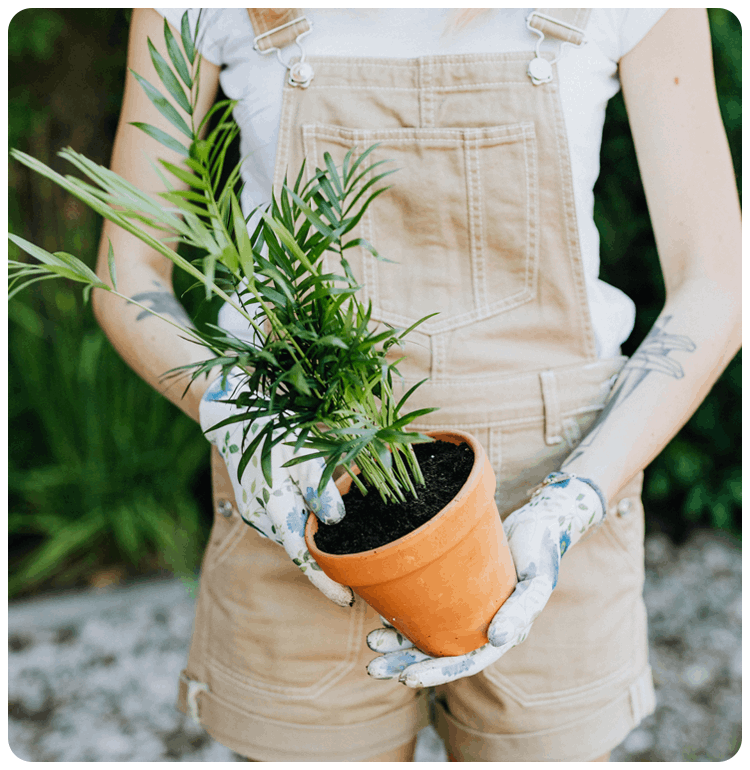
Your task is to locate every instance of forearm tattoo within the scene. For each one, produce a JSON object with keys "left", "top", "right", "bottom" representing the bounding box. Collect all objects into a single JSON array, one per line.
[
  {"left": 129, "top": 280, "right": 194, "bottom": 327},
  {"left": 563, "top": 315, "right": 696, "bottom": 466}
]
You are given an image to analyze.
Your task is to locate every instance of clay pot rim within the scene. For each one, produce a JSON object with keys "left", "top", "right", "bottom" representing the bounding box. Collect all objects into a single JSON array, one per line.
[{"left": 306, "top": 428, "right": 486, "bottom": 561}]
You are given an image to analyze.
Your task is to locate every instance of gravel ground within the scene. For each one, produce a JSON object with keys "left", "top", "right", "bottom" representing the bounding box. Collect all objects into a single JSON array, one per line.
[{"left": 8, "top": 528, "right": 740, "bottom": 762}]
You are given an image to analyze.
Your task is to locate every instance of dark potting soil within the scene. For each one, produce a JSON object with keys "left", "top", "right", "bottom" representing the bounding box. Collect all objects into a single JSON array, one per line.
[{"left": 314, "top": 440, "right": 474, "bottom": 555}]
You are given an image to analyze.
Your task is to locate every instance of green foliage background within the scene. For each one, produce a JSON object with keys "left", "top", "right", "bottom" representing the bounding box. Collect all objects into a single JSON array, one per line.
[{"left": 8, "top": 9, "right": 741, "bottom": 600}]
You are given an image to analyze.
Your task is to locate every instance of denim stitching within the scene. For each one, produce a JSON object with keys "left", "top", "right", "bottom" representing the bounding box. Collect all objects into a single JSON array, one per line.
[
  {"left": 482, "top": 649, "right": 637, "bottom": 708},
  {"left": 304, "top": 124, "right": 535, "bottom": 140},
  {"left": 430, "top": 334, "right": 449, "bottom": 381},
  {"left": 390, "top": 357, "right": 625, "bottom": 388},
  {"left": 467, "top": 136, "right": 486, "bottom": 309},
  {"left": 207, "top": 595, "right": 368, "bottom": 700},
  {"left": 274, "top": 87, "right": 296, "bottom": 193},
  {"left": 539, "top": 370, "right": 563, "bottom": 445},
  {"left": 523, "top": 124, "right": 539, "bottom": 296},
  {"left": 489, "top": 427, "right": 502, "bottom": 475},
  {"left": 545, "top": 80, "right": 597, "bottom": 360}
]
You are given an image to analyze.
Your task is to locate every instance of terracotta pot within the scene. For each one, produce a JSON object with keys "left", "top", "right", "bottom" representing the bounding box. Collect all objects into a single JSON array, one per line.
[{"left": 304, "top": 430, "right": 517, "bottom": 657}]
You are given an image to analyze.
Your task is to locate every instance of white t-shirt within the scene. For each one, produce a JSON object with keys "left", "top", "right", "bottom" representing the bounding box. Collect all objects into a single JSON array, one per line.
[{"left": 157, "top": 8, "right": 668, "bottom": 359}]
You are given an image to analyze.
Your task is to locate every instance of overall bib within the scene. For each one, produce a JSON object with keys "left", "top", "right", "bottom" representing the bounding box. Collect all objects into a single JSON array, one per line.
[{"left": 176, "top": 9, "right": 655, "bottom": 761}]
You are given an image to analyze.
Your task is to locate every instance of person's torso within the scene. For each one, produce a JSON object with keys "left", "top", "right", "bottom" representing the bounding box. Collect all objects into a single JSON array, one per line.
[{"left": 157, "top": 8, "right": 666, "bottom": 357}]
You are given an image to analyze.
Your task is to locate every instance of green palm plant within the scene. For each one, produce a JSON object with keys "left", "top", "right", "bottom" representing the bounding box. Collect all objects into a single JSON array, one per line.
[{"left": 9, "top": 10, "right": 436, "bottom": 507}]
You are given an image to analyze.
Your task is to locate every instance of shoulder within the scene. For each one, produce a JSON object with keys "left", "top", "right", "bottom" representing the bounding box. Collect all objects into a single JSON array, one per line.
[
  {"left": 153, "top": 8, "right": 254, "bottom": 66},
  {"left": 586, "top": 8, "right": 669, "bottom": 63}
]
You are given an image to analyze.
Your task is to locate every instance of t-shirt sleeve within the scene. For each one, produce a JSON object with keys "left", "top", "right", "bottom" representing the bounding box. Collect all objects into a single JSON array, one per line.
[
  {"left": 617, "top": 8, "right": 669, "bottom": 60},
  {"left": 154, "top": 8, "right": 225, "bottom": 66},
  {"left": 583, "top": 8, "right": 670, "bottom": 64}
]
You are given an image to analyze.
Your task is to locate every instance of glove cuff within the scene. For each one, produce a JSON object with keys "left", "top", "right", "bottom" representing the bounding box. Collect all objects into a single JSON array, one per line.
[
  {"left": 533, "top": 471, "right": 608, "bottom": 519},
  {"left": 198, "top": 367, "right": 246, "bottom": 433}
]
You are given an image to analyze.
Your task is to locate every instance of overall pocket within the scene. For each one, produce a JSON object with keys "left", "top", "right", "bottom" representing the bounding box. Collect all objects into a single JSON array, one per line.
[
  {"left": 199, "top": 452, "right": 366, "bottom": 699},
  {"left": 301, "top": 122, "right": 539, "bottom": 335},
  {"left": 482, "top": 413, "right": 648, "bottom": 708}
]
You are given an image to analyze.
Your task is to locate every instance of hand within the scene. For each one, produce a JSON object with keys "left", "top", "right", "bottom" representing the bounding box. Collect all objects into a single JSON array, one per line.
[
  {"left": 199, "top": 370, "right": 354, "bottom": 607},
  {"left": 366, "top": 472, "right": 607, "bottom": 687}
]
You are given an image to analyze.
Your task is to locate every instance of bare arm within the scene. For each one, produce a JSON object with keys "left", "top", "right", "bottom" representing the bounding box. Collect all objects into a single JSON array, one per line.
[
  {"left": 562, "top": 9, "right": 741, "bottom": 501},
  {"left": 92, "top": 8, "right": 221, "bottom": 423}
]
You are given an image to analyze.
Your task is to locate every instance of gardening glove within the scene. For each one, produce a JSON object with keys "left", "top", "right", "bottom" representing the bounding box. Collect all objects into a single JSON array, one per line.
[
  {"left": 199, "top": 370, "right": 354, "bottom": 608},
  {"left": 366, "top": 472, "right": 607, "bottom": 687}
]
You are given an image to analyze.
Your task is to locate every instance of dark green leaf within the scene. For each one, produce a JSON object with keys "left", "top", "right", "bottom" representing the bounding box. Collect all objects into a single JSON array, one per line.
[
  {"left": 129, "top": 69, "right": 194, "bottom": 140},
  {"left": 147, "top": 38, "right": 192, "bottom": 114},
  {"left": 106, "top": 238, "right": 117, "bottom": 291},
  {"left": 181, "top": 10, "right": 195, "bottom": 64},
  {"left": 164, "top": 17, "right": 193, "bottom": 88},
  {"left": 159, "top": 159, "right": 208, "bottom": 189},
  {"left": 129, "top": 122, "right": 188, "bottom": 156}
]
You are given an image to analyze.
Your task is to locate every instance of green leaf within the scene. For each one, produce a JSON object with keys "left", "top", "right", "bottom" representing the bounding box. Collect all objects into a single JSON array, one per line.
[
  {"left": 323, "top": 152, "right": 343, "bottom": 196},
  {"left": 129, "top": 69, "right": 194, "bottom": 140},
  {"left": 129, "top": 122, "right": 189, "bottom": 156},
  {"left": 164, "top": 17, "right": 193, "bottom": 88},
  {"left": 398, "top": 312, "right": 440, "bottom": 339},
  {"left": 8, "top": 234, "right": 108, "bottom": 289},
  {"left": 159, "top": 191, "right": 210, "bottom": 218},
  {"left": 371, "top": 437, "right": 392, "bottom": 469},
  {"left": 231, "top": 191, "right": 254, "bottom": 278},
  {"left": 106, "top": 238, "right": 117, "bottom": 291},
  {"left": 388, "top": 408, "right": 439, "bottom": 430},
  {"left": 159, "top": 159, "right": 208, "bottom": 189},
  {"left": 260, "top": 432, "right": 274, "bottom": 487},
  {"left": 342, "top": 236, "right": 395, "bottom": 263},
  {"left": 147, "top": 37, "right": 192, "bottom": 114},
  {"left": 203, "top": 251, "right": 217, "bottom": 300},
  {"left": 343, "top": 143, "right": 381, "bottom": 187},
  {"left": 286, "top": 362, "right": 312, "bottom": 396},
  {"left": 159, "top": 159, "right": 209, "bottom": 190},
  {"left": 218, "top": 244, "right": 239, "bottom": 275},
  {"left": 180, "top": 10, "right": 196, "bottom": 64},
  {"left": 287, "top": 188, "right": 336, "bottom": 238},
  {"left": 343, "top": 166, "right": 397, "bottom": 216}
]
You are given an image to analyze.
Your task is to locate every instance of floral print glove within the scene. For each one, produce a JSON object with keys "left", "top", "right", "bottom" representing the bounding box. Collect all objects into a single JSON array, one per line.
[
  {"left": 366, "top": 472, "right": 607, "bottom": 687},
  {"left": 199, "top": 371, "right": 354, "bottom": 608}
]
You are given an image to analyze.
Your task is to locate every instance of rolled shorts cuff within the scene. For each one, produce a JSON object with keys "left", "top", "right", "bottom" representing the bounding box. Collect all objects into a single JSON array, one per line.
[
  {"left": 435, "top": 665, "right": 656, "bottom": 762},
  {"left": 176, "top": 673, "right": 431, "bottom": 762}
]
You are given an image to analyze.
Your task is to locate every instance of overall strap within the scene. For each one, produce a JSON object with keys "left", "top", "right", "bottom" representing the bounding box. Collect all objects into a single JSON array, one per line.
[
  {"left": 246, "top": 8, "right": 310, "bottom": 52},
  {"left": 525, "top": 9, "right": 590, "bottom": 84},
  {"left": 247, "top": 9, "right": 314, "bottom": 87},
  {"left": 527, "top": 9, "right": 591, "bottom": 45}
]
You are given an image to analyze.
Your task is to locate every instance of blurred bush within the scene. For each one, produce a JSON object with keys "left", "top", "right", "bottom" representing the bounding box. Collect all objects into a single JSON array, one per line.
[
  {"left": 8, "top": 9, "right": 214, "bottom": 599},
  {"left": 7, "top": 9, "right": 741, "bottom": 599}
]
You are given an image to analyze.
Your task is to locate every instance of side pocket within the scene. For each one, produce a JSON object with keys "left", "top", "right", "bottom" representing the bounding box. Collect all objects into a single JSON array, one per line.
[{"left": 601, "top": 471, "right": 646, "bottom": 570}]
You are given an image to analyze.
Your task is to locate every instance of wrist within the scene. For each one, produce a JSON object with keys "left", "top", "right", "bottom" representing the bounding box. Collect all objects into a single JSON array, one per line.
[
  {"left": 559, "top": 453, "right": 621, "bottom": 508},
  {"left": 532, "top": 471, "right": 608, "bottom": 520},
  {"left": 197, "top": 368, "right": 245, "bottom": 430}
]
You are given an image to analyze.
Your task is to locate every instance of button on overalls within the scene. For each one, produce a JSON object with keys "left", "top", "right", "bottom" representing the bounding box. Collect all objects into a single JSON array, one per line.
[{"left": 176, "top": 9, "right": 654, "bottom": 762}]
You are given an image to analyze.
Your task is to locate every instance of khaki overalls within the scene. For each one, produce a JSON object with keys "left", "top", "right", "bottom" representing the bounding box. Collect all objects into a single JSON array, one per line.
[{"left": 177, "top": 9, "right": 655, "bottom": 761}]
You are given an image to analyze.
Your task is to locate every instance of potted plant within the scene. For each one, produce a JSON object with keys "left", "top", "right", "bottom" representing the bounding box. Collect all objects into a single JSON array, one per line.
[{"left": 8, "top": 11, "right": 515, "bottom": 656}]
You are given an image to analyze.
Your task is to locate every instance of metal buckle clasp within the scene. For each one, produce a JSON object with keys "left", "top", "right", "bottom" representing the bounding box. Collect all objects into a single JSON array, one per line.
[
  {"left": 524, "top": 11, "right": 587, "bottom": 86},
  {"left": 253, "top": 16, "right": 314, "bottom": 88}
]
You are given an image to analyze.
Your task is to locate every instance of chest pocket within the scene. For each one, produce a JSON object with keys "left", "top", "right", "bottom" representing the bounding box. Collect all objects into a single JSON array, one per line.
[{"left": 302, "top": 122, "right": 539, "bottom": 335}]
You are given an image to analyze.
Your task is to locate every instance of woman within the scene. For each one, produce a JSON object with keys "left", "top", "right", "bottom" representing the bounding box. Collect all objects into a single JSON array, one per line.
[{"left": 92, "top": 8, "right": 741, "bottom": 762}]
